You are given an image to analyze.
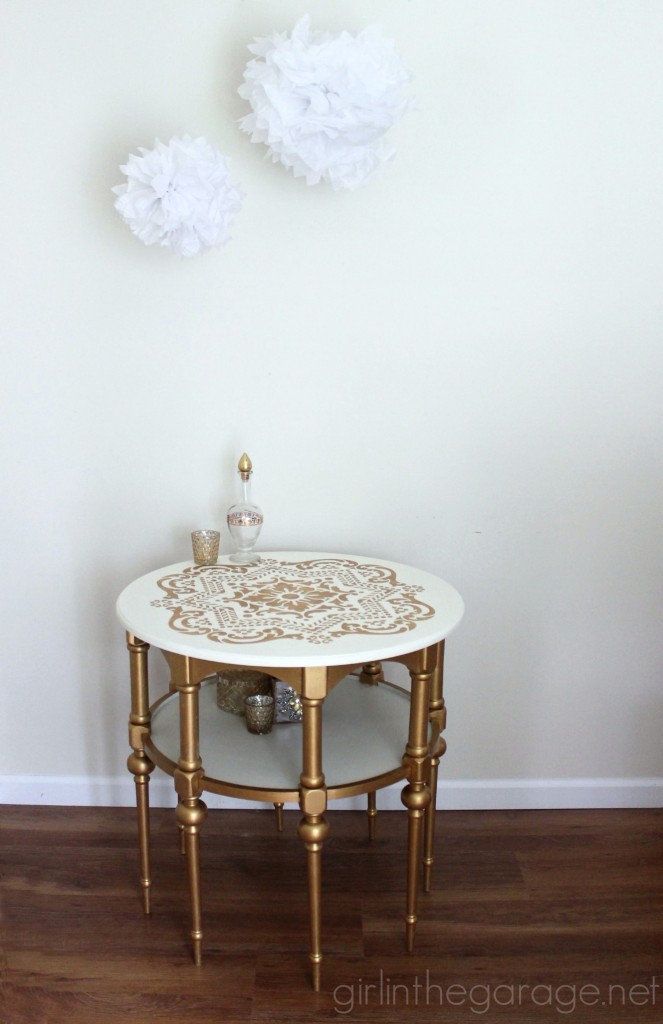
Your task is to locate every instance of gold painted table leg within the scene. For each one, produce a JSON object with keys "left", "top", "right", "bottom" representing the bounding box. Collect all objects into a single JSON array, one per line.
[
  {"left": 360, "top": 665, "right": 381, "bottom": 844},
  {"left": 126, "top": 633, "right": 153, "bottom": 916},
  {"left": 401, "top": 647, "right": 434, "bottom": 952},
  {"left": 176, "top": 795, "right": 208, "bottom": 966},
  {"left": 360, "top": 660, "right": 383, "bottom": 685},
  {"left": 298, "top": 677, "right": 329, "bottom": 992},
  {"left": 367, "top": 790, "right": 377, "bottom": 842},
  {"left": 133, "top": 762, "right": 154, "bottom": 914},
  {"left": 402, "top": 787, "right": 427, "bottom": 952},
  {"left": 423, "top": 748, "right": 443, "bottom": 893},
  {"left": 172, "top": 656, "right": 207, "bottom": 966},
  {"left": 274, "top": 802, "right": 285, "bottom": 833},
  {"left": 423, "top": 640, "right": 446, "bottom": 893},
  {"left": 298, "top": 813, "right": 328, "bottom": 992}
]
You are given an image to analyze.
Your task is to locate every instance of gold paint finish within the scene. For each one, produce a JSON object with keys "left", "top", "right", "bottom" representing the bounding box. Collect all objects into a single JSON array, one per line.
[
  {"left": 125, "top": 626, "right": 456, "bottom": 987},
  {"left": 128, "top": 635, "right": 151, "bottom": 724},
  {"left": 300, "top": 787, "right": 327, "bottom": 817},
  {"left": 300, "top": 665, "right": 327, "bottom": 701},
  {"left": 174, "top": 655, "right": 208, "bottom": 965},
  {"left": 360, "top": 661, "right": 383, "bottom": 686},
  {"left": 424, "top": 640, "right": 446, "bottom": 892},
  {"left": 400, "top": 644, "right": 436, "bottom": 953},
  {"left": 238, "top": 452, "right": 252, "bottom": 479},
  {"left": 126, "top": 633, "right": 153, "bottom": 915},
  {"left": 298, "top": 680, "right": 329, "bottom": 990},
  {"left": 367, "top": 790, "right": 378, "bottom": 842},
  {"left": 297, "top": 812, "right": 330, "bottom": 993}
]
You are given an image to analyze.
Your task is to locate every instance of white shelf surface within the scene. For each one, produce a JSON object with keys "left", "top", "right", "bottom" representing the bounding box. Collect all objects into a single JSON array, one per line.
[{"left": 150, "top": 675, "right": 413, "bottom": 793}]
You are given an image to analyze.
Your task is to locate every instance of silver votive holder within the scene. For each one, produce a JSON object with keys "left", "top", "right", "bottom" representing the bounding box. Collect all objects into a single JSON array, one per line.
[
  {"left": 191, "top": 529, "right": 220, "bottom": 566},
  {"left": 245, "top": 694, "right": 274, "bottom": 735}
]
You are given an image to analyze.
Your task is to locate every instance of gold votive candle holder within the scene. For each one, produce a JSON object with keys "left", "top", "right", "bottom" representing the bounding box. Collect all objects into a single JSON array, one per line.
[
  {"left": 191, "top": 529, "right": 220, "bottom": 565},
  {"left": 216, "top": 670, "right": 273, "bottom": 716}
]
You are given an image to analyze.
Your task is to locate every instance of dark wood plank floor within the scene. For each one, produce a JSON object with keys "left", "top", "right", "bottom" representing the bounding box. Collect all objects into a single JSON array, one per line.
[{"left": 1, "top": 806, "right": 662, "bottom": 1023}]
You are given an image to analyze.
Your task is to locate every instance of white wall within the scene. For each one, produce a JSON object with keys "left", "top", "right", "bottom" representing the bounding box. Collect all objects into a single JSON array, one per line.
[{"left": 1, "top": 1, "right": 662, "bottom": 806}]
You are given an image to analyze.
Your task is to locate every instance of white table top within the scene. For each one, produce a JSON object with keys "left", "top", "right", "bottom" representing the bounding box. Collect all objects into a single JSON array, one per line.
[{"left": 116, "top": 552, "right": 464, "bottom": 669}]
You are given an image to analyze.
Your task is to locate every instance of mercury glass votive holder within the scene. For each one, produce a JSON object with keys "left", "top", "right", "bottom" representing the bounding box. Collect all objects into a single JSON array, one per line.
[
  {"left": 245, "top": 694, "right": 274, "bottom": 735},
  {"left": 216, "top": 670, "right": 272, "bottom": 716},
  {"left": 191, "top": 529, "right": 220, "bottom": 566}
]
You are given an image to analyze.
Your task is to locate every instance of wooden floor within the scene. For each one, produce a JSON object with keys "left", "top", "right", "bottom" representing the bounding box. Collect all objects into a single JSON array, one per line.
[{"left": 1, "top": 806, "right": 662, "bottom": 1023}]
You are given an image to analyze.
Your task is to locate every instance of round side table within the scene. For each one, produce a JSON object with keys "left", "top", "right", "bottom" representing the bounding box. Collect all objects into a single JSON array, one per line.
[{"left": 117, "top": 552, "right": 464, "bottom": 990}]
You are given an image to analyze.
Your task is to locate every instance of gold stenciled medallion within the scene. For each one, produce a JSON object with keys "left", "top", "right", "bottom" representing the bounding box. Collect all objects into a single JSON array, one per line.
[{"left": 151, "top": 557, "right": 435, "bottom": 646}]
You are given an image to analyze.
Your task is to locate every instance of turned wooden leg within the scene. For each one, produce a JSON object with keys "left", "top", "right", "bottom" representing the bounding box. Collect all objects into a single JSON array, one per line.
[
  {"left": 423, "top": 745, "right": 444, "bottom": 893},
  {"left": 176, "top": 794, "right": 207, "bottom": 966},
  {"left": 360, "top": 663, "right": 382, "bottom": 841},
  {"left": 367, "top": 791, "right": 377, "bottom": 842},
  {"left": 423, "top": 640, "right": 446, "bottom": 893},
  {"left": 298, "top": 810, "right": 329, "bottom": 992},
  {"left": 360, "top": 661, "right": 383, "bottom": 686},
  {"left": 274, "top": 802, "right": 285, "bottom": 833},
  {"left": 401, "top": 647, "right": 434, "bottom": 953},
  {"left": 126, "top": 633, "right": 154, "bottom": 915},
  {"left": 173, "top": 657, "right": 207, "bottom": 966},
  {"left": 298, "top": 673, "right": 329, "bottom": 992}
]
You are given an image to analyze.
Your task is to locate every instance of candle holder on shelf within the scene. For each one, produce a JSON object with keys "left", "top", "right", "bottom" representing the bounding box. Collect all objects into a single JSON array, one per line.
[
  {"left": 244, "top": 694, "right": 274, "bottom": 735},
  {"left": 216, "top": 669, "right": 273, "bottom": 716},
  {"left": 227, "top": 453, "right": 263, "bottom": 563}
]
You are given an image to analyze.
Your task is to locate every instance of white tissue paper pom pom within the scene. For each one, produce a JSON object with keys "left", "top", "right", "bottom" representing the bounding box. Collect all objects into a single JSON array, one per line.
[
  {"left": 238, "top": 14, "right": 414, "bottom": 190},
  {"left": 112, "top": 135, "right": 243, "bottom": 257}
]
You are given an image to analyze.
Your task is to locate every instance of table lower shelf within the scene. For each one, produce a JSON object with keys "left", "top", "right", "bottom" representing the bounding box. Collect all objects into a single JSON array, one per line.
[{"left": 147, "top": 675, "right": 416, "bottom": 803}]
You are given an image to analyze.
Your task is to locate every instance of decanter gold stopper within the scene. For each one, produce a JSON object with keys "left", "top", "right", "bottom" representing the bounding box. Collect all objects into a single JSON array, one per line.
[{"left": 238, "top": 452, "right": 252, "bottom": 479}]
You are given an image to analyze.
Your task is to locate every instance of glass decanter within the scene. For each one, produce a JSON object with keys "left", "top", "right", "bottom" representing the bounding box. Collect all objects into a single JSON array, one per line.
[{"left": 227, "top": 453, "right": 263, "bottom": 563}]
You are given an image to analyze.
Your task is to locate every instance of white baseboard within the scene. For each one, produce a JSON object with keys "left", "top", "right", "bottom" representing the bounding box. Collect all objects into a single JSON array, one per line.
[{"left": 1, "top": 775, "right": 662, "bottom": 810}]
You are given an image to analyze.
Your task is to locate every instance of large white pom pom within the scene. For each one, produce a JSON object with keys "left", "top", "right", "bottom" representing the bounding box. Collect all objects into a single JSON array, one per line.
[
  {"left": 112, "top": 135, "right": 243, "bottom": 257},
  {"left": 238, "top": 15, "right": 413, "bottom": 190}
]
